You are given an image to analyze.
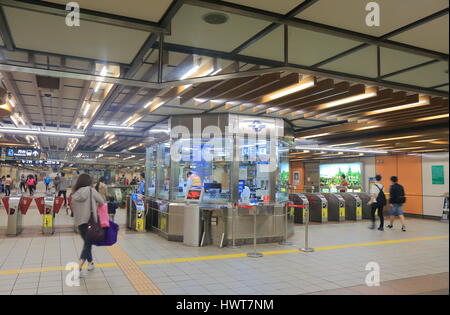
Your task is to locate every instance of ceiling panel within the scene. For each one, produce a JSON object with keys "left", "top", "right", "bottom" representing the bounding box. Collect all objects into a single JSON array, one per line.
[
  {"left": 380, "top": 47, "right": 434, "bottom": 76},
  {"left": 166, "top": 4, "right": 271, "bottom": 52},
  {"left": 5, "top": 7, "right": 151, "bottom": 64},
  {"left": 385, "top": 61, "right": 449, "bottom": 87},
  {"left": 390, "top": 15, "right": 449, "bottom": 54},
  {"left": 320, "top": 46, "right": 378, "bottom": 78},
  {"left": 241, "top": 25, "right": 284, "bottom": 62},
  {"left": 223, "top": 0, "right": 305, "bottom": 15},
  {"left": 437, "top": 85, "right": 449, "bottom": 92},
  {"left": 297, "top": 0, "right": 449, "bottom": 37},
  {"left": 44, "top": 0, "right": 174, "bottom": 23},
  {"left": 288, "top": 27, "right": 362, "bottom": 66}
]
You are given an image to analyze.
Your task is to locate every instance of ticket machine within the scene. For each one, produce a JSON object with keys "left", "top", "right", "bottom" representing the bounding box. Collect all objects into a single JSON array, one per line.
[
  {"left": 2, "top": 196, "right": 33, "bottom": 236},
  {"left": 35, "top": 195, "right": 64, "bottom": 234},
  {"left": 126, "top": 194, "right": 146, "bottom": 232}
]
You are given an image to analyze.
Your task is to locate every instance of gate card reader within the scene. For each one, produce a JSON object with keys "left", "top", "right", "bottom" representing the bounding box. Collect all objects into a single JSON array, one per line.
[
  {"left": 333, "top": 194, "right": 346, "bottom": 222},
  {"left": 5, "top": 196, "right": 24, "bottom": 236},
  {"left": 128, "top": 194, "right": 146, "bottom": 232}
]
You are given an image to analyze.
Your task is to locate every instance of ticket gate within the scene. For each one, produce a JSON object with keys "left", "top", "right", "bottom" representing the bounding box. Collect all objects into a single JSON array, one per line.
[
  {"left": 35, "top": 195, "right": 64, "bottom": 234},
  {"left": 323, "top": 194, "right": 346, "bottom": 222},
  {"left": 305, "top": 193, "right": 328, "bottom": 223},
  {"left": 2, "top": 196, "right": 33, "bottom": 236},
  {"left": 126, "top": 194, "right": 146, "bottom": 232},
  {"left": 354, "top": 193, "right": 372, "bottom": 219},
  {"left": 289, "top": 193, "right": 310, "bottom": 224},
  {"left": 340, "top": 193, "right": 363, "bottom": 221}
]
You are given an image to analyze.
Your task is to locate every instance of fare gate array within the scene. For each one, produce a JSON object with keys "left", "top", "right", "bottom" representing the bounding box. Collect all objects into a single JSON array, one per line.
[{"left": 0, "top": 195, "right": 65, "bottom": 236}]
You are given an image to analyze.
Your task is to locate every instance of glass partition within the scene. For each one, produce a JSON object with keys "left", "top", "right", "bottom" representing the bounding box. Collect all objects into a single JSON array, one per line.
[
  {"left": 156, "top": 142, "right": 171, "bottom": 200},
  {"left": 145, "top": 145, "right": 157, "bottom": 197}
]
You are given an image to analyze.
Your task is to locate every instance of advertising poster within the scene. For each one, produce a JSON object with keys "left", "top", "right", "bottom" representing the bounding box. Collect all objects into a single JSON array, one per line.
[
  {"left": 320, "top": 163, "right": 362, "bottom": 192},
  {"left": 432, "top": 165, "right": 445, "bottom": 185},
  {"left": 293, "top": 171, "right": 300, "bottom": 185}
]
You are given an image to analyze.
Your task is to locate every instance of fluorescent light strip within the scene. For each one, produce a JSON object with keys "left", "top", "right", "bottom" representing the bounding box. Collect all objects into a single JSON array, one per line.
[
  {"left": 93, "top": 124, "right": 134, "bottom": 130},
  {"left": 123, "top": 155, "right": 136, "bottom": 161},
  {"left": 301, "top": 133, "right": 331, "bottom": 140},
  {"left": 354, "top": 125, "right": 381, "bottom": 131},
  {"left": 210, "top": 68, "right": 222, "bottom": 76},
  {"left": 415, "top": 114, "right": 449, "bottom": 122},
  {"left": 83, "top": 103, "right": 91, "bottom": 117},
  {"left": 413, "top": 139, "right": 439, "bottom": 143},
  {"left": 329, "top": 142, "right": 360, "bottom": 147},
  {"left": 390, "top": 147, "right": 425, "bottom": 151},
  {"left": 8, "top": 98, "right": 15, "bottom": 108},
  {"left": 266, "top": 77, "right": 315, "bottom": 101},
  {"left": 294, "top": 145, "right": 388, "bottom": 154},
  {"left": 320, "top": 88, "right": 377, "bottom": 109},
  {"left": 365, "top": 96, "right": 430, "bottom": 116},
  {"left": 376, "top": 135, "right": 422, "bottom": 142},
  {"left": 180, "top": 65, "right": 200, "bottom": 80},
  {"left": 0, "top": 127, "right": 84, "bottom": 137}
]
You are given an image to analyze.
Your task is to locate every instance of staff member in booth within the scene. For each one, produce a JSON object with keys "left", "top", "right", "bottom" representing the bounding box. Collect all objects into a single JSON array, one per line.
[{"left": 186, "top": 171, "right": 202, "bottom": 192}]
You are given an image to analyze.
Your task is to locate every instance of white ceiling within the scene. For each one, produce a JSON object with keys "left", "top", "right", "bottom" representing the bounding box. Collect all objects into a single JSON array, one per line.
[
  {"left": 5, "top": 7, "right": 150, "bottom": 63},
  {"left": 385, "top": 61, "right": 449, "bottom": 87},
  {"left": 288, "top": 27, "right": 362, "bottom": 66},
  {"left": 223, "top": 0, "right": 304, "bottom": 15},
  {"left": 320, "top": 46, "right": 378, "bottom": 78},
  {"left": 241, "top": 25, "right": 284, "bottom": 62},
  {"left": 297, "top": 0, "right": 450, "bottom": 37},
  {"left": 165, "top": 4, "right": 271, "bottom": 52},
  {"left": 390, "top": 15, "right": 449, "bottom": 54},
  {"left": 43, "top": 0, "right": 174, "bottom": 23},
  {"left": 380, "top": 48, "right": 433, "bottom": 76}
]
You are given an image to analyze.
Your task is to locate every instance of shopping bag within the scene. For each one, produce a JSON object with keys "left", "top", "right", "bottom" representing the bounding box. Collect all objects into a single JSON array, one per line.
[{"left": 94, "top": 221, "right": 119, "bottom": 246}]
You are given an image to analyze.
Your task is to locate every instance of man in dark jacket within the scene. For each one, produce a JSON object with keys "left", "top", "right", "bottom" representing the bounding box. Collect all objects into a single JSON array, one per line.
[{"left": 387, "top": 176, "right": 407, "bottom": 232}]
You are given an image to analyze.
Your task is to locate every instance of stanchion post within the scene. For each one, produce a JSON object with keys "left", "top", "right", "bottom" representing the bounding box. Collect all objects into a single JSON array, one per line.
[
  {"left": 247, "top": 206, "right": 263, "bottom": 258},
  {"left": 300, "top": 205, "right": 314, "bottom": 253}
]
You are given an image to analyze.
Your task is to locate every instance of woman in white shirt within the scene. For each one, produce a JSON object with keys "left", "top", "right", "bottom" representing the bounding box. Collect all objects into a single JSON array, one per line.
[{"left": 368, "top": 174, "right": 386, "bottom": 231}]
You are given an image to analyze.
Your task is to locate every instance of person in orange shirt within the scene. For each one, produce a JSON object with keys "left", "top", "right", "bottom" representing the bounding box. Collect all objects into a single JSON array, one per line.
[{"left": 339, "top": 174, "right": 349, "bottom": 192}]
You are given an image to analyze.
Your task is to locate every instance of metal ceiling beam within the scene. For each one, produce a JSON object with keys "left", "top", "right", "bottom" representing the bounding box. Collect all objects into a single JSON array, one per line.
[
  {"left": 379, "top": 60, "right": 439, "bottom": 80},
  {"left": 182, "top": 0, "right": 448, "bottom": 61},
  {"left": 232, "top": 0, "right": 320, "bottom": 54},
  {"left": 0, "top": 7, "right": 14, "bottom": 50},
  {"left": 0, "top": 0, "right": 169, "bottom": 34},
  {"left": 312, "top": 8, "right": 449, "bottom": 68}
]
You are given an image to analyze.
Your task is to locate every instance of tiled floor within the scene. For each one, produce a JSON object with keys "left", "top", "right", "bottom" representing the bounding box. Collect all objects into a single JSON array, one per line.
[{"left": 0, "top": 194, "right": 449, "bottom": 295}]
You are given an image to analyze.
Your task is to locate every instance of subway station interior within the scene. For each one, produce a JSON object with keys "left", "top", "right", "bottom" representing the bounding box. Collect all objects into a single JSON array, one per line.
[{"left": 0, "top": 0, "right": 449, "bottom": 297}]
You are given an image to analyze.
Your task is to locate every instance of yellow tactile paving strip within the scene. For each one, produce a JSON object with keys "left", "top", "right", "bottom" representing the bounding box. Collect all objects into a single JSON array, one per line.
[
  {"left": 107, "top": 245, "right": 163, "bottom": 295},
  {"left": 0, "top": 235, "right": 447, "bottom": 277}
]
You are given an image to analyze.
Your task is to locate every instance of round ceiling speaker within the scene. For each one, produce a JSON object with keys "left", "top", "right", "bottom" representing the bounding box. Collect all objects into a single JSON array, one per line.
[
  {"left": 0, "top": 87, "right": 14, "bottom": 118},
  {"left": 202, "top": 12, "right": 229, "bottom": 25}
]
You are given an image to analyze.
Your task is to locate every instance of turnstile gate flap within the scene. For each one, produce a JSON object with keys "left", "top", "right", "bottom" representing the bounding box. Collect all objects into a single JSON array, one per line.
[
  {"left": 35, "top": 197, "right": 45, "bottom": 215},
  {"left": 54, "top": 197, "right": 64, "bottom": 214},
  {"left": 19, "top": 197, "right": 33, "bottom": 215},
  {"left": 1, "top": 197, "right": 8, "bottom": 214}
]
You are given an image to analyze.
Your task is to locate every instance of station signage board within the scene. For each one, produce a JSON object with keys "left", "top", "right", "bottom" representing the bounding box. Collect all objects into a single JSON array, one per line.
[{"left": 6, "top": 147, "right": 41, "bottom": 159}]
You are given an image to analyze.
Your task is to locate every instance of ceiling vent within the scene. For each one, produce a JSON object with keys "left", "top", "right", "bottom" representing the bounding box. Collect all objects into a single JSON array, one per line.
[
  {"left": 36, "top": 76, "right": 60, "bottom": 90},
  {"left": 202, "top": 12, "right": 229, "bottom": 25}
]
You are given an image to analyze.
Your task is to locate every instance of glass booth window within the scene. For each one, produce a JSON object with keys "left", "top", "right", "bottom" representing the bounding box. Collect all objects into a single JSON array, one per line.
[
  {"left": 276, "top": 139, "right": 290, "bottom": 203},
  {"left": 145, "top": 145, "right": 157, "bottom": 197},
  {"left": 171, "top": 138, "right": 232, "bottom": 203},
  {"left": 156, "top": 142, "right": 171, "bottom": 200}
]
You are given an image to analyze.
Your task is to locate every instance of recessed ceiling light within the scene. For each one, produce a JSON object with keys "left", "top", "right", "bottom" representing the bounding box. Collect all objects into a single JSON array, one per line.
[{"left": 203, "top": 12, "right": 229, "bottom": 25}]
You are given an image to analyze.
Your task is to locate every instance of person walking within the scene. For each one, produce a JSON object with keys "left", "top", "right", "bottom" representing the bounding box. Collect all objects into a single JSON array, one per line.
[
  {"left": 19, "top": 174, "right": 27, "bottom": 193},
  {"left": 58, "top": 172, "right": 69, "bottom": 207},
  {"left": 44, "top": 175, "right": 52, "bottom": 192},
  {"left": 26, "top": 175, "right": 36, "bottom": 196},
  {"left": 95, "top": 177, "right": 108, "bottom": 202},
  {"left": 368, "top": 174, "right": 386, "bottom": 231},
  {"left": 4, "top": 175, "right": 12, "bottom": 197},
  {"left": 107, "top": 196, "right": 118, "bottom": 222},
  {"left": 387, "top": 176, "right": 407, "bottom": 232},
  {"left": 70, "top": 174, "right": 105, "bottom": 275},
  {"left": 0, "top": 176, "right": 4, "bottom": 194}
]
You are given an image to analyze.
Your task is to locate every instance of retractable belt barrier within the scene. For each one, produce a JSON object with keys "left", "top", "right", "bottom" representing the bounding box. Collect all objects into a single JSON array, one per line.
[{"left": 280, "top": 203, "right": 304, "bottom": 246}]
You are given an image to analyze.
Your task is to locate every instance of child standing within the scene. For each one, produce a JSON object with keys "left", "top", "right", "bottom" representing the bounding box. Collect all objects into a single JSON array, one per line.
[{"left": 107, "top": 196, "right": 118, "bottom": 222}]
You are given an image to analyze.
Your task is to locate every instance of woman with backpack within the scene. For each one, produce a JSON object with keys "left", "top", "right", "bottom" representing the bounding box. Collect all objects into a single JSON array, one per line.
[
  {"left": 387, "top": 176, "right": 407, "bottom": 232},
  {"left": 368, "top": 174, "right": 386, "bottom": 231}
]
